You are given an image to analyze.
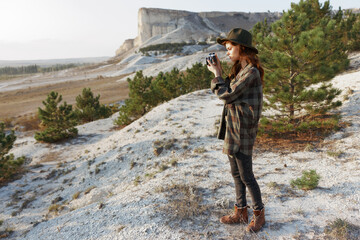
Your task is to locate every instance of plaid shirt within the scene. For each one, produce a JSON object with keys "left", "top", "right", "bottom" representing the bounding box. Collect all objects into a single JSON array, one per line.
[{"left": 211, "top": 63, "right": 263, "bottom": 156}]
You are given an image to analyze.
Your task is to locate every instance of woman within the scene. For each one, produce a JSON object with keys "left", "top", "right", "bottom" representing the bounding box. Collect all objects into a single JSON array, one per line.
[{"left": 207, "top": 28, "right": 265, "bottom": 233}]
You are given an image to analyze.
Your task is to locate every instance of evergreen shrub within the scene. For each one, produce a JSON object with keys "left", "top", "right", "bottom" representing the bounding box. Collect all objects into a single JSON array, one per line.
[
  {"left": 0, "top": 122, "right": 25, "bottom": 182},
  {"left": 35, "top": 91, "right": 78, "bottom": 143},
  {"left": 75, "top": 88, "right": 112, "bottom": 123},
  {"left": 290, "top": 169, "right": 320, "bottom": 190}
]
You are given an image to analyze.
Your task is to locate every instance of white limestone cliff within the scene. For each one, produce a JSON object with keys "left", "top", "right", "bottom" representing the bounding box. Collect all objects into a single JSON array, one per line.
[{"left": 116, "top": 8, "right": 282, "bottom": 56}]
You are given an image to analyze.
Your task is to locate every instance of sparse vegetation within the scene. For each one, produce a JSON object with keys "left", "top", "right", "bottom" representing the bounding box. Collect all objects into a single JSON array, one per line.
[
  {"left": 159, "top": 164, "right": 169, "bottom": 172},
  {"left": 327, "top": 150, "right": 344, "bottom": 158},
  {"left": 134, "top": 176, "right": 141, "bottom": 186},
  {"left": 14, "top": 114, "right": 41, "bottom": 132},
  {"left": 117, "top": 225, "right": 126, "bottom": 232},
  {"left": 130, "top": 160, "right": 136, "bottom": 170},
  {"left": 170, "top": 158, "right": 178, "bottom": 167},
  {"left": 343, "top": 87, "right": 355, "bottom": 101},
  {"left": 20, "top": 195, "right": 36, "bottom": 212},
  {"left": 266, "top": 181, "right": 280, "bottom": 189},
  {"left": 153, "top": 146, "right": 163, "bottom": 156},
  {"left": 293, "top": 207, "right": 306, "bottom": 217},
  {"left": 304, "top": 144, "right": 315, "bottom": 152},
  {"left": 194, "top": 147, "right": 206, "bottom": 154},
  {"left": 88, "top": 159, "right": 95, "bottom": 167},
  {"left": 48, "top": 204, "right": 64, "bottom": 213},
  {"left": 72, "top": 191, "right": 81, "bottom": 200},
  {"left": 0, "top": 122, "right": 25, "bottom": 182},
  {"left": 145, "top": 171, "right": 157, "bottom": 179},
  {"left": 152, "top": 138, "right": 177, "bottom": 156},
  {"left": 291, "top": 169, "right": 320, "bottom": 190},
  {"left": 98, "top": 202, "right": 105, "bottom": 209},
  {"left": 156, "top": 182, "right": 209, "bottom": 221},
  {"left": 324, "top": 218, "right": 360, "bottom": 240},
  {"left": 84, "top": 186, "right": 96, "bottom": 195}
]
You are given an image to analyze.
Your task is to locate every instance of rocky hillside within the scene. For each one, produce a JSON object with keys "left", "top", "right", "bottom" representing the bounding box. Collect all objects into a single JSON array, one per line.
[
  {"left": 1, "top": 53, "right": 360, "bottom": 239},
  {"left": 115, "top": 8, "right": 282, "bottom": 55}
]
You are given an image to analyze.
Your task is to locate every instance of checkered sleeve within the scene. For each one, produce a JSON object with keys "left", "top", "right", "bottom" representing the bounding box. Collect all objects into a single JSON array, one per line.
[{"left": 211, "top": 69, "right": 255, "bottom": 104}]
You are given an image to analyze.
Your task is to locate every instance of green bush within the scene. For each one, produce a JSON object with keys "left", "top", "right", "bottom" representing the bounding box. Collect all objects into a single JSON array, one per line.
[
  {"left": 0, "top": 122, "right": 25, "bottom": 182},
  {"left": 114, "top": 71, "right": 157, "bottom": 126},
  {"left": 35, "top": 91, "right": 78, "bottom": 143},
  {"left": 290, "top": 169, "right": 320, "bottom": 190},
  {"left": 75, "top": 88, "right": 112, "bottom": 123}
]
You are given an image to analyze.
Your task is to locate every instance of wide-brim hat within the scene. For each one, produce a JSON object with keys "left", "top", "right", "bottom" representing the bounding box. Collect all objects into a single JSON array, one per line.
[{"left": 217, "top": 28, "right": 258, "bottom": 54}]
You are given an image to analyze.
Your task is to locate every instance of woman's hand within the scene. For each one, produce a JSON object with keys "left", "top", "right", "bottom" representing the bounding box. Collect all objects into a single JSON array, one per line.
[{"left": 207, "top": 54, "right": 222, "bottom": 77}]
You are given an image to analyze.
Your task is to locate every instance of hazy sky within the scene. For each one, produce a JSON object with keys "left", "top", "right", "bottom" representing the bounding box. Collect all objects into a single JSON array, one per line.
[{"left": 0, "top": 0, "right": 358, "bottom": 60}]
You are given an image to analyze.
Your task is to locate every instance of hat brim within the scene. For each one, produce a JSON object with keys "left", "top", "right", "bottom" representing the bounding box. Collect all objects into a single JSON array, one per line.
[{"left": 216, "top": 37, "right": 258, "bottom": 54}]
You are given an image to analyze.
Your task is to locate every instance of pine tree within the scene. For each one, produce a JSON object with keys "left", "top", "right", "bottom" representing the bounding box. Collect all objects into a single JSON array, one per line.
[
  {"left": 183, "top": 63, "right": 213, "bottom": 92},
  {"left": 35, "top": 91, "right": 78, "bottom": 142},
  {"left": 252, "top": 0, "right": 348, "bottom": 134},
  {"left": 0, "top": 122, "right": 25, "bottom": 181},
  {"left": 75, "top": 88, "right": 112, "bottom": 123},
  {"left": 336, "top": 9, "right": 360, "bottom": 51},
  {"left": 114, "top": 71, "right": 156, "bottom": 126},
  {"left": 151, "top": 68, "right": 185, "bottom": 102}
]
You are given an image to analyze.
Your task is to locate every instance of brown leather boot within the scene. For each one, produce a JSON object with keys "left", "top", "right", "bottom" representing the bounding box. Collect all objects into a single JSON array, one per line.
[
  {"left": 246, "top": 208, "right": 265, "bottom": 232},
  {"left": 220, "top": 205, "right": 248, "bottom": 224}
]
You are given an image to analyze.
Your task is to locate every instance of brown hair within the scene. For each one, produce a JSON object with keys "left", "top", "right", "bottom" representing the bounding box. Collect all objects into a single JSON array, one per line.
[{"left": 227, "top": 42, "right": 264, "bottom": 84}]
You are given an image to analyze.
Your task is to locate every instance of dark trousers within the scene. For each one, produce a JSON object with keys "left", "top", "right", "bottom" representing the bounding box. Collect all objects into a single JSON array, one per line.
[{"left": 228, "top": 151, "right": 264, "bottom": 210}]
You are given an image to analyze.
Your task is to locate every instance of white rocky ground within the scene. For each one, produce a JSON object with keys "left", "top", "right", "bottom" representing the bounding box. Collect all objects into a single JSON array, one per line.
[{"left": 1, "top": 54, "right": 360, "bottom": 239}]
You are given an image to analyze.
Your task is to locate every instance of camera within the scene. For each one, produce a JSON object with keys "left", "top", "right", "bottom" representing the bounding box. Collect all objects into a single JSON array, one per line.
[{"left": 206, "top": 53, "right": 217, "bottom": 66}]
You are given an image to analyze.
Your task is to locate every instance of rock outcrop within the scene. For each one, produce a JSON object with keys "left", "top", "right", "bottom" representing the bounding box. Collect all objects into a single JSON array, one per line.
[
  {"left": 116, "top": 8, "right": 281, "bottom": 56},
  {"left": 115, "top": 39, "right": 134, "bottom": 56}
]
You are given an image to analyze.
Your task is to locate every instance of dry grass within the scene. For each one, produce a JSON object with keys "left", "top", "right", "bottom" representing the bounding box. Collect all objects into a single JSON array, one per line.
[
  {"left": 48, "top": 204, "right": 64, "bottom": 213},
  {"left": 13, "top": 113, "right": 41, "bottom": 131},
  {"left": 156, "top": 182, "right": 209, "bottom": 222},
  {"left": 39, "top": 151, "right": 62, "bottom": 163},
  {"left": 0, "top": 75, "right": 129, "bottom": 123},
  {"left": 84, "top": 186, "right": 96, "bottom": 195},
  {"left": 255, "top": 118, "right": 349, "bottom": 153},
  {"left": 324, "top": 218, "right": 360, "bottom": 240},
  {"left": 193, "top": 146, "right": 206, "bottom": 154},
  {"left": 72, "top": 191, "right": 81, "bottom": 200},
  {"left": 327, "top": 150, "right": 344, "bottom": 158}
]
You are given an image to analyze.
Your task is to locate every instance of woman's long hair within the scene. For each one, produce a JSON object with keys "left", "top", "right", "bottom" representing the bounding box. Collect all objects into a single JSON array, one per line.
[{"left": 228, "top": 43, "right": 264, "bottom": 85}]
